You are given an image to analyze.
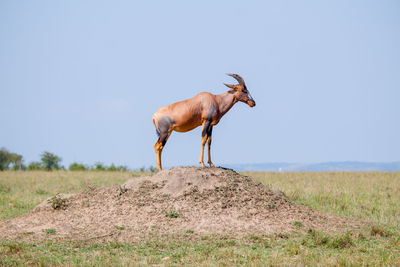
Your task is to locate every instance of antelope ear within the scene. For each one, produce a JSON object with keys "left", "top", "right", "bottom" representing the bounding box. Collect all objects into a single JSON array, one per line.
[{"left": 224, "top": 83, "right": 236, "bottom": 89}]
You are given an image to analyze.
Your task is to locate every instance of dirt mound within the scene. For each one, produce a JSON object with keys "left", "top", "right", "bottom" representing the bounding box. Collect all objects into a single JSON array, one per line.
[{"left": 0, "top": 167, "right": 354, "bottom": 242}]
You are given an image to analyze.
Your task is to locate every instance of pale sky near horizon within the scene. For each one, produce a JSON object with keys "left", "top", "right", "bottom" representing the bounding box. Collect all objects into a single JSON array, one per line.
[{"left": 1, "top": 1, "right": 399, "bottom": 169}]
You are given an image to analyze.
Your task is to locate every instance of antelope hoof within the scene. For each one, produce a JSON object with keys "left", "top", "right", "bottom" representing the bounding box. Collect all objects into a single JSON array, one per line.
[
  {"left": 200, "top": 162, "right": 206, "bottom": 167},
  {"left": 208, "top": 162, "right": 214, "bottom": 167}
]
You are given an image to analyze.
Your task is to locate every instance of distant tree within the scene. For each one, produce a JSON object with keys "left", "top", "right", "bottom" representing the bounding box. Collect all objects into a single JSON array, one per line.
[
  {"left": 148, "top": 165, "right": 157, "bottom": 173},
  {"left": 116, "top": 165, "right": 129, "bottom": 171},
  {"left": 107, "top": 163, "right": 117, "bottom": 171},
  {"left": 0, "top": 149, "right": 10, "bottom": 171},
  {"left": 0, "top": 148, "right": 24, "bottom": 171},
  {"left": 11, "top": 160, "right": 25, "bottom": 171},
  {"left": 9, "top": 153, "right": 24, "bottom": 170},
  {"left": 89, "top": 162, "right": 129, "bottom": 171},
  {"left": 93, "top": 162, "right": 106, "bottom": 171},
  {"left": 69, "top": 162, "right": 88, "bottom": 171},
  {"left": 27, "top": 161, "right": 42, "bottom": 170},
  {"left": 40, "top": 151, "right": 62, "bottom": 171}
]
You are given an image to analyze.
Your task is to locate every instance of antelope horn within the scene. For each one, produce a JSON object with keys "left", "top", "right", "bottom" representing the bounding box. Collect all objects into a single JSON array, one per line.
[{"left": 226, "top": 73, "right": 245, "bottom": 85}]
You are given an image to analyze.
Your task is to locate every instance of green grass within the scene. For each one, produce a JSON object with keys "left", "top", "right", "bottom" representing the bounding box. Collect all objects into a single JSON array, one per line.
[
  {"left": 44, "top": 229, "right": 56, "bottom": 235},
  {"left": 1, "top": 170, "right": 400, "bottom": 266},
  {"left": 1, "top": 231, "right": 399, "bottom": 266}
]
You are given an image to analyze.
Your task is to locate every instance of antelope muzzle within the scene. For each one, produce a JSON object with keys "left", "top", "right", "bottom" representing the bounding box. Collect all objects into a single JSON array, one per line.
[{"left": 247, "top": 99, "right": 256, "bottom": 107}]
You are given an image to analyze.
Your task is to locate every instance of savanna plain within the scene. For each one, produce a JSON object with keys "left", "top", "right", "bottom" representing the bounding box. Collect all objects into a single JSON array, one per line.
[{"left": 0, "top": 170, "right": 399, "bottom": 266}]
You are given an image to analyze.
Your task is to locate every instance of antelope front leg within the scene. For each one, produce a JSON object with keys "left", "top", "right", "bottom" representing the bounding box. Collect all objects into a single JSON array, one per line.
[
  {"left": 154, "top": 130, "right": 172, "bottom": 171},
  {"left": 199, "top": 135, "right": 207, "bottom": 167},
  {"left": 206, "top": 126, "right": 214, "bottom": 167},
  {"left": 199, "top": 120, "right": 210, "bottom": 167}
]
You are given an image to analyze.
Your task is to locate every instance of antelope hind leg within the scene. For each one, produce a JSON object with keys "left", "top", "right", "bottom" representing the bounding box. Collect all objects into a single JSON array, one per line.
[
  {"left": 154, "top": 141, "right": 163, "bottom": 171},
  {"left": 206, "top": 126, "right": 214, "bottom": 167}
]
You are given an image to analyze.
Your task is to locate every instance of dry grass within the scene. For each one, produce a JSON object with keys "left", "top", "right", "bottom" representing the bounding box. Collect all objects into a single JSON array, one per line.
[
  {"left": 245, "top": 172, "right": 400, "bottom": 227},
  {"left": 0, "top": 171, "right": 148, "bottom": 220},
  {"left": 1, "top": 170, "right": 400, "bottom": 266}
]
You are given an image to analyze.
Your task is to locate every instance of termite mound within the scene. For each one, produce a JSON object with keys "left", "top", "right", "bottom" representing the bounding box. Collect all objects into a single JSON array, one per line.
[{"left": 0, "top": 167, "right": 358, "bottom": 242}]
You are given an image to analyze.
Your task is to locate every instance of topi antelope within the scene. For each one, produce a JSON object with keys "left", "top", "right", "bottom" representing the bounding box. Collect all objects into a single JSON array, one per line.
[{"left": 152, "top": 73, "right": 255, "bottom": 171}]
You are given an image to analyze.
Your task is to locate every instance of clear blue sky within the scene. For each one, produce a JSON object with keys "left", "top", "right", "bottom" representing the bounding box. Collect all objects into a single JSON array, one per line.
[{"left": 1, "top": 1, "right": 399, "bottom": 168}]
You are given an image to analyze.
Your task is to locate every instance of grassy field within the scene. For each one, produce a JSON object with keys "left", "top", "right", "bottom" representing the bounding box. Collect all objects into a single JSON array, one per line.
[{"left": 1, "top": 171, "right": 399, "bottom": 266}]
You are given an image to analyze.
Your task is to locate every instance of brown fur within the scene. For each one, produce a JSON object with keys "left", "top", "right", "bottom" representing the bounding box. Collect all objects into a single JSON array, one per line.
[{"left": 153, "top": 74, "right": 255, "bottom": 171}]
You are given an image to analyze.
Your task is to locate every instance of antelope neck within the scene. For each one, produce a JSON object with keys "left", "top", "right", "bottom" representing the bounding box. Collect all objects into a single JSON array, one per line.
[{"left": 216, "top": 91, "right": 237, "bottom": 116}]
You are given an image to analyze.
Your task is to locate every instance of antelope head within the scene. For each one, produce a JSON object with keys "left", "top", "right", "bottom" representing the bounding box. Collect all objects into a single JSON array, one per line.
[{"left": 224, "top": 73, "right": 256, "bottom": 107}]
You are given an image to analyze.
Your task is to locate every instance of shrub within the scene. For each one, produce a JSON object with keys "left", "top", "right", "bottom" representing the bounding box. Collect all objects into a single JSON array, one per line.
[
  {"left": 11, "top": 162, "right": 26, "bottom": 170},
  {"left": 166, "top": 210, "right": 179, "bottom": 218},
  {"left": 107, "top": 164, "right": 117, "bottom": 171},
  {"left": 116, "top": 165, "right": 129, "bottom": 171},
  {"left": 47, "top": 194, "right": 68, "bottom": 210},
  {"left": 93, "top": 162, "right": 106, "bottom": 171},
  {"left": 138, "top": 166, "right": 157, "bottom": 172},
  {"left": 69, "top": 162, "right": 88, "bottom": 171},
  {"left": 27, "top": 161, "right": 42, "bottom": 170},
  {"left": 148, "top": 165, "right": 157, "bottom": 173}
]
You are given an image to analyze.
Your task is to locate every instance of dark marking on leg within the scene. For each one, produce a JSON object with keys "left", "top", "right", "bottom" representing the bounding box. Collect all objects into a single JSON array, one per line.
[
  {"left": 206, "top": 126, "right": 214, "bottom": 166},
  {"left": 207, "top": 104, "right": 216, "bottom": 121},
  {"left": 155, "top": 116, "right": 175, "bottom": 139},
  {"left": 154, "top": 116, "right": 175, "bottom": 171},
  {"left": 206, "top": 124, "right": 213, "bottom": 136},
  {"left": 154, "top": 126, "right": 173, "bottom": 172},
  {"left": 202, "top": 104, "right": 216, "bottom": 136},
  {"left": 202, "top": 120, "right": 211, "bottom": 136}
]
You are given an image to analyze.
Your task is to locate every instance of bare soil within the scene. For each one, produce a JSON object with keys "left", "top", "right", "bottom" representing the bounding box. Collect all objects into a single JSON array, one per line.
[{"left": 0, "top": 167, "right": 357, "bottom": 242}]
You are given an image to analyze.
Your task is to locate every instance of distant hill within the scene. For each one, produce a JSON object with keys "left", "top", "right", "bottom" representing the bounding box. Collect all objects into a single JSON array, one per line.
[{"left": 223, "top": 161, "right": 400, "bottom": 172}]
